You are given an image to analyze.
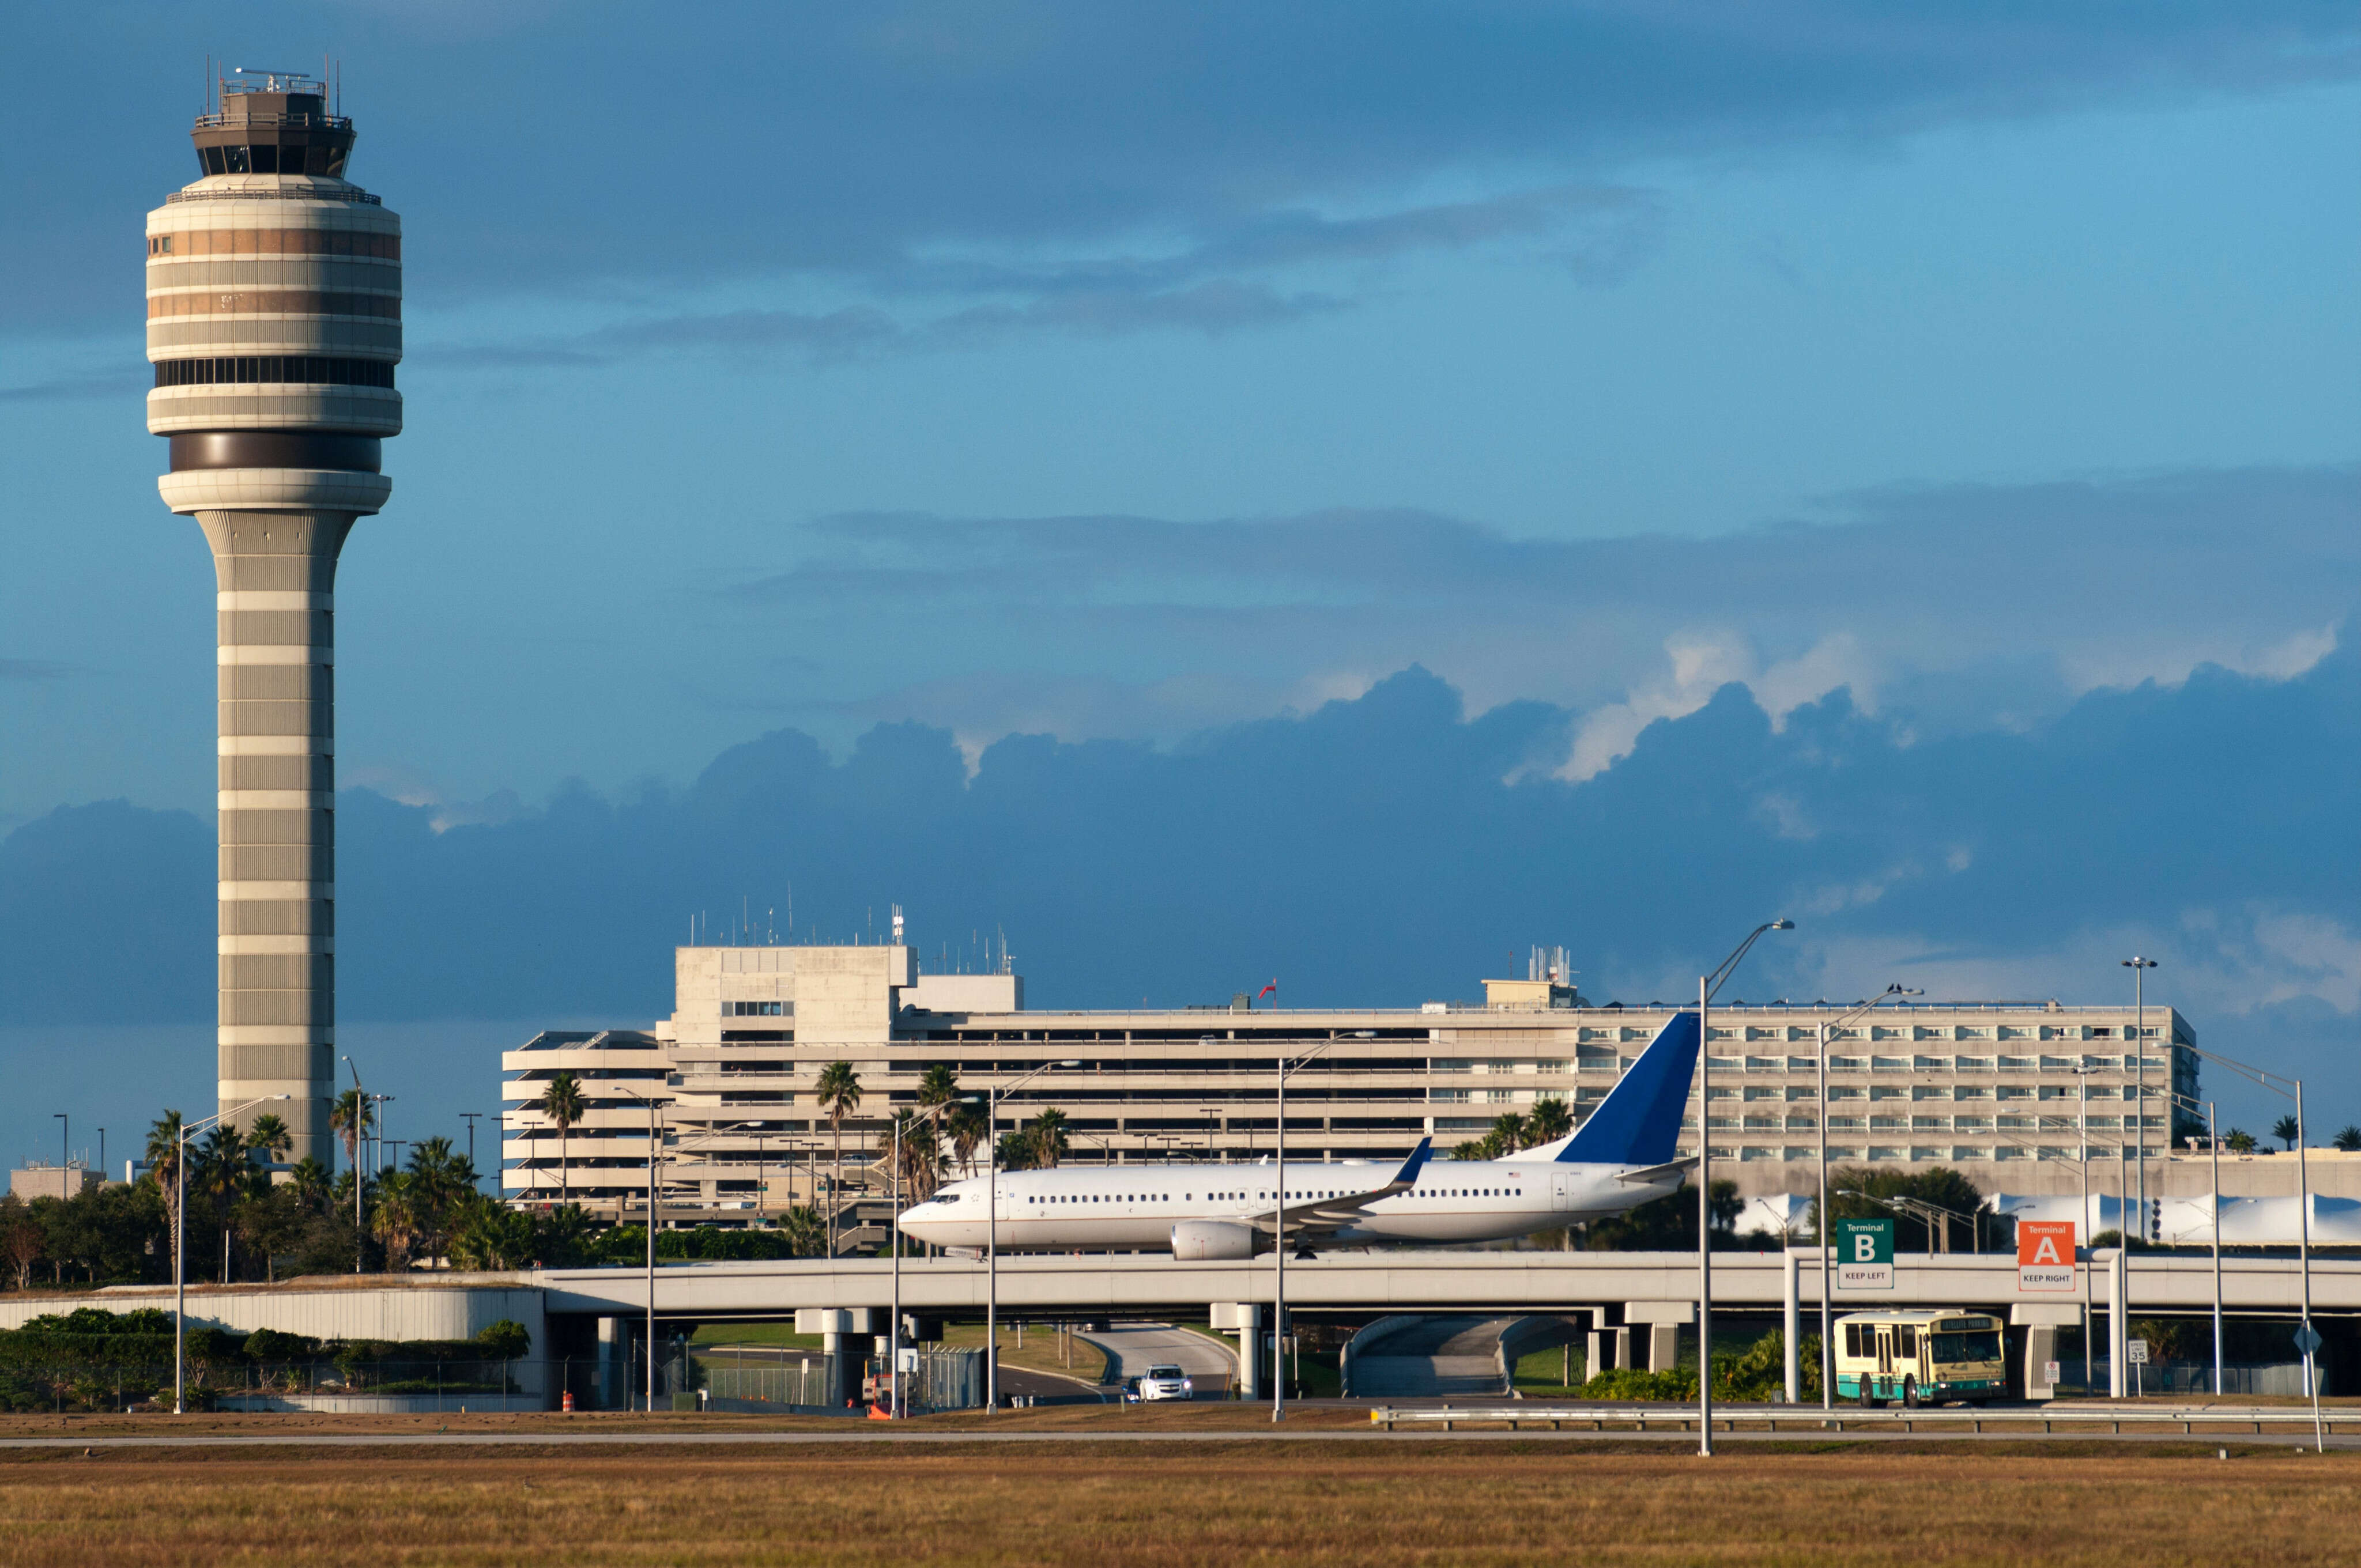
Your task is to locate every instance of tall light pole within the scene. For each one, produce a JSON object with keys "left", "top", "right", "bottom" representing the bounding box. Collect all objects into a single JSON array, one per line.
[
  {"left": 887, "top": 1095, "right": 976, "bottom": 1418},
  {"left": 616, "top": 1083, "right": 664, "bottom": 1410},
  {"left": 460, "top": 1112, "right": 481, "bottom": 1189},
  {"left": 1812, "top": 985, "right": 1918, "bottom": 1410},
  {"left": 2184, "top": 1044, "right": 2321, "bottom": 1449},
  {"left": 2069, "top": 1064, "right": 2098, "bottom": 1393},
  {"left": 1272, "top": 1036, "right": 1337, "bottom": 1423},
  {"left": 985, "top": 1059, "right": 1080, "bottom": 1411},
  {"left": 1697, "top": 920, "right": 1791, "bottom": 1456},
  {"left": 341, "top": 1057, "right": 368, "bottom": 1272},
  {"left": 2121, "top": 958, "right": 2156, "bottom": 1229},
  {"left": 55, "top": 1114, "right": 67, "bottom": 1178},
  {"left": 2166, "top": 1089, "right": 2224, "bottom": 1396},
  {"left": 174, "top": 1095, "right": 289, "bottom": 1413}
]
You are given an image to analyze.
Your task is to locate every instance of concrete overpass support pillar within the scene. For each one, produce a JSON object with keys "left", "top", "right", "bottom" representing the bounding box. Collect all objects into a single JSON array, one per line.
[
  {"left": 2011, "top": 1305, "right": 2077, "bottom": 1400},
  {"left": 1624, "top": 1302, "right": 1692, "bottom": 1376},
  {"left": 2024, "top": 1325, "right": 2060, "bottom": 1399},
  {"left": 597, "top": 1316, "right": 623, "bottom": 1410},
  {"left": 2106, "top": 1250, "right": 2128, "bottom": 1399},
  {"left": 1216, "top": 1305, "right": 1261, "bottom": 1398}
]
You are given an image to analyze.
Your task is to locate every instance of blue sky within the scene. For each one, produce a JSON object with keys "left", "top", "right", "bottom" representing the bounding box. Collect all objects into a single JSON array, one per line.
[{"left": 1, "top": 4, "right": 2357, "bottom": 1161}]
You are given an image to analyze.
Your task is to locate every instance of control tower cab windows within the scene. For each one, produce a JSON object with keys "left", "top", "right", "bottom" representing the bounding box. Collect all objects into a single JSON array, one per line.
[
  {"left": 198, "top": 143, "right": 351, "bottom": 179},
  {"left": 147, "top": 229, "right": 399, "bottom": 259}
]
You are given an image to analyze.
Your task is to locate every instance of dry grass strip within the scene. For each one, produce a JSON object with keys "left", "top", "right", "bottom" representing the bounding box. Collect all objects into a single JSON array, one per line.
[{"left": 1, "top": 1444, "right": 2354, "bottom": 1567}]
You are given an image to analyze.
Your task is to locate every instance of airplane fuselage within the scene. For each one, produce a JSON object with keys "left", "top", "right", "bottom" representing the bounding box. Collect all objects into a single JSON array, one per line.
[{"left": 895, "top": 1157, "right": 1681, "bottom": 1252}]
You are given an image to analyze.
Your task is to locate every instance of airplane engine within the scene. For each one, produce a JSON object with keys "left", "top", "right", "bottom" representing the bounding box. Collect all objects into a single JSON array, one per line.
[{"left": 1170, "top": 1221, "right": 1258, "bottom": 1261}]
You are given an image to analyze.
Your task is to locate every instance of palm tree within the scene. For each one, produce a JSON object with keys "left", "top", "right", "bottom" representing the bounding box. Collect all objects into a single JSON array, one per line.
[
  {"left": 407, "top": 1136, "right": 474, "bottom": 1264},
  {"left": 772, "top": 1205, "right": 825, "bottom": 1259},
  {"left": 1025, "top": 1108, "right": 1069, "bottom": 1169},
  {"left": 1488, "top": 1112, "right": 1529, "bottom": 1156},
  {"left": 2226, "top": 1128, "right": 2257, "bottom": 1154},
  {"left": 917, "top": 1063, "right": 959, "bottom": 1113},
  {"left": 371, "top": 1170, "right": 421, "bottom": 1271},
  {"left": 945, "top": 1099, "right": 989, "bottom": 1177},
  {"left": 195, "top": 1124, "right": 254, "bottom": 1281},
  {"left": 145, "top": 1112, "right": 186, "bottom": 1282},
  {"left": 2273, "top": 1114, "right": 2300, "bottom": 1153},
  {"left": 2334, "top": 1125, "right": 2361, "bottom": 1154},
  {"left": 891, "top": 1109, "right": 947, "bottom": 1205},
  {"left": 244, "top": 1113, "right": 293, "bottom": 1169},
  {"left": 537, "top": 1072, "right": 587, "bottom": 1206},
  {"left": 1526, "top": 1098, "right": 1574, "bottom": 1146},
  {"left": 814, "top": 1062, "right": 863, "bottom": 1252},
  {"left": 329, "top": 1089, "right": 375, "bottom": 1178},
  {"left": 288, "top": 1156, "right": 333, "bottom": 1214}
]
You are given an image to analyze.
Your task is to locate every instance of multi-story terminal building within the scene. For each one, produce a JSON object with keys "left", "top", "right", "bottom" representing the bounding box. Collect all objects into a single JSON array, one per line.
[{"left": 502, "top": 940, "right": 2200, "bottom": 1222}]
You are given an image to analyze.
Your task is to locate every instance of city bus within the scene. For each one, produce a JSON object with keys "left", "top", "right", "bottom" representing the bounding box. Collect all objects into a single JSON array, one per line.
[{"left": 1832, "top": 1310, "right": 2006, "bottom": 1407}]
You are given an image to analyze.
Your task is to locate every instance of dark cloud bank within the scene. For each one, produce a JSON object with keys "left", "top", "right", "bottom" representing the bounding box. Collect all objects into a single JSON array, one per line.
[
  {"left": 6, "top": 643, "right": 2355, "bottom": 1128},
  {"left": 8, "top": 3, "right": 2356, "bottom": 334}
]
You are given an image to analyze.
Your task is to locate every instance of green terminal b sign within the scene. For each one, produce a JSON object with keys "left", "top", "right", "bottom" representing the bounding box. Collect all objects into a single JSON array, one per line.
[{"left": 1836, "top": 1218, "right": 1894, "bottom": 1291}]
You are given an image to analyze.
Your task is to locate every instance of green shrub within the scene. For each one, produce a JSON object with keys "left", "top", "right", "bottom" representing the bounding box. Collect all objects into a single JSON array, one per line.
[
  {"left": 473, "top": 1319, "right": 530, "bottom": 1359},
  {"left": 243, "top": 1327, "right": 320, "bottom": 1361}
]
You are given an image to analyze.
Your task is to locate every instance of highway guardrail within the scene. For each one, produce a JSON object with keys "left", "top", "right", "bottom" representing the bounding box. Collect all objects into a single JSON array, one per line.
[{"left": 1368, "top": 1404, "right": 2351, "bottom": 1435}]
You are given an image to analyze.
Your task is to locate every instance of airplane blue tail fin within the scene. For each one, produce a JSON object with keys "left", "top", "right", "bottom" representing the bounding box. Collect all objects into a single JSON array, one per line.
[{"left": 1557, "top": 1010, "right": 1701, "bottom": 1167}]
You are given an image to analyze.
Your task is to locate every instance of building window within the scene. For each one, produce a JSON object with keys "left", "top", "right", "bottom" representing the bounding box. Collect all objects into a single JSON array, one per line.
[
  {"left": 726, "top": 1001, "right": 786, "bottom": 1017},
  {"left": 153, "top": 356, "right": 395, "bottom": 389},
  {"left": 147, "top": 290, "right": 401, "bottom": 320}
]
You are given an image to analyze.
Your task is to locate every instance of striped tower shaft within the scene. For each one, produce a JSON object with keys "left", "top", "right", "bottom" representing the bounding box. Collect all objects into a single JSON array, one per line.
[
  {"left": 148, "top": 73, "right": 399, "bottom": 1168},
  {"left": 209, "top": 511, "right": 349, "bottom": 1163}
]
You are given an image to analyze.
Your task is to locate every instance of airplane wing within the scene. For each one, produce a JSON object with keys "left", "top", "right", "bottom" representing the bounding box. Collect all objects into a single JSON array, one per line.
[
  {"left": 1612, "top": 1157, "right": 1696, "bottom": 1186},
  {"left": 1255, "top": 1138, "right": 1432, "bottom": 1238}
]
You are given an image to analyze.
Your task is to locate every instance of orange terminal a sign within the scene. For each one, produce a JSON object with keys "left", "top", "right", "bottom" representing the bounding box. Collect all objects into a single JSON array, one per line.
[{"left": 2017, "top": 1219, "right": 2077, "bottom": 1292}]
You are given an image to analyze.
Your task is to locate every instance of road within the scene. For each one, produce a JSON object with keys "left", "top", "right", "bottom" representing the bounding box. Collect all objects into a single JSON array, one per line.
[
  {"left": 1349, "top": 1316, "right": 1516, "bottom": 1397},
  {"left": 1076, "top": 1320, "right": 1238, "bottom": 1393},
  {"left": 0, "top": 1427, "right": 2349, "bottom": 1450}
]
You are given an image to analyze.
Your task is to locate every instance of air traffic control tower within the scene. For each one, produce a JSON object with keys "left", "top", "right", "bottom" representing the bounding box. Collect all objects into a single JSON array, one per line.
[{"left": 146, "top": 71, "right": 402, "bottom": 1164}]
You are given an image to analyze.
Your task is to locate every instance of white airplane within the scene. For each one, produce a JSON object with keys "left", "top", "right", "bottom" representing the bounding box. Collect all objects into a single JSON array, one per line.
[{"left": 896, "top": 1011, "right": 1703, "bottom": 1259}]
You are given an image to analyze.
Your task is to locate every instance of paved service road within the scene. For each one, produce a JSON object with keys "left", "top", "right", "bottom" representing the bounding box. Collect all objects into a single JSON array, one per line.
[
  {"left": 1078, "top": 1320, "right": 1238, "bottom": 1394},
  {"left": 2, "top": 1429, "right": 2350, "bottom": 1450},
  {"left": 1349, "top": 1316, "right": 1519, "bottom": 1398}
]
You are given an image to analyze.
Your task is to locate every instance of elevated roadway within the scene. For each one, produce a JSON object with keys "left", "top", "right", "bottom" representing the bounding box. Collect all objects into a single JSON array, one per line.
[{"left": 530, "top": 1249, "right": 2361, "bottom": 1321}]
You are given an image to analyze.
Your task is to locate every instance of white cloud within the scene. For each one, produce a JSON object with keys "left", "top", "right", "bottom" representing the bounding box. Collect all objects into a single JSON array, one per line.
[{"left": 1556, "top": 632, "right": 1872, "bottom": 781}]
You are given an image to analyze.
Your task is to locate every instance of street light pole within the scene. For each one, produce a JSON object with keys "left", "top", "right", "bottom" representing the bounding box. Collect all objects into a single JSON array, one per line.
[
  {"left": 1696, "top": 919, "right": 1792, "bottom": 1457},
  {"left": 2160, "top": 1088, "right": 2226, "bottom": 1398},
  {"left": 342, "top": 1057, "right": 365, "bottom": 1272},
  {"left": 2183, "top": 1043, "right": 2321, "bottom": 1449},
  {"left": 986, "top": 1060, "right": 1079, "bottom": 1411},
  {"left": 887, "top": 1095, "right": 976, "bottom": 1418},
  {"left": 173, "top": 1095, "right": 288, "bottom": 1414},
  {"left": 1812, "top": 985, "right": 1918, "bottom": 1412},
  {"left": 2296, "top": 1078, "right": 2318, "bottom": 1439},
  {"left": 1273, "top": 1037, "right": 1335, "bottom": 1423}
]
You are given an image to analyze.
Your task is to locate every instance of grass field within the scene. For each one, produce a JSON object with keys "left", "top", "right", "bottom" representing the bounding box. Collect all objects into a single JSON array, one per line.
[
  {"left": 1, "top": 1441, "right": 2352, "bottom": 1566},
  {"left": 691, "top": 1321, "right": 1112, "bottom": 1385},
  {"left": 937, "top": 1322, "right": 1108, "bottom": 1384}
]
